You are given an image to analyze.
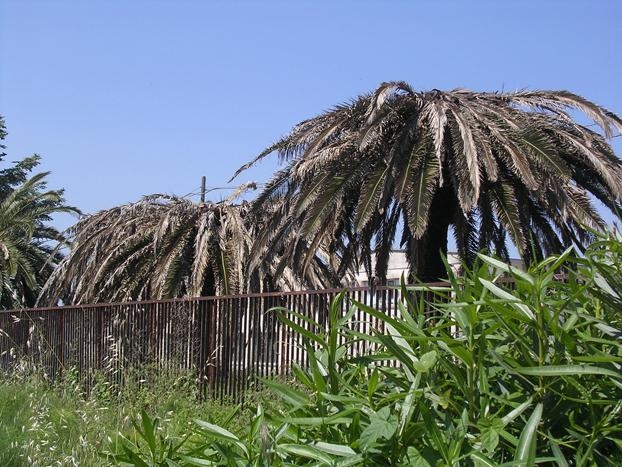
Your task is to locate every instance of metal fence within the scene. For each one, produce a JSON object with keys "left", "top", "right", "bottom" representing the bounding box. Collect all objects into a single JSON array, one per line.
[{"left": 0, "top": 284, "right": 449, "bottom": 400}]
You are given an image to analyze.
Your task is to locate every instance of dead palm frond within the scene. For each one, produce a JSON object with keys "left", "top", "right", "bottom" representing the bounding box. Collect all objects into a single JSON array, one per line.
[
  {"left": 233, "top": 82, "right": 622, "bottom": 282},
  {"left": 38, "top": 195, "right": 339, "bottom": 305}
]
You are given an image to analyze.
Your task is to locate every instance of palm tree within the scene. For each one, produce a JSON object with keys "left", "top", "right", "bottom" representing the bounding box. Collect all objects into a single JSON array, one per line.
[
  {"left": 38, "top": 194, "right": 339, "bottom": 305},
  {"left": 232, "top": 82, "right": 622, "bottom": 283},
  {"left": 0, "top": 117, "right": 79, "bottom": 308},
  {"left": 0, "top": 172, "right": 78, "bottom": 308}
]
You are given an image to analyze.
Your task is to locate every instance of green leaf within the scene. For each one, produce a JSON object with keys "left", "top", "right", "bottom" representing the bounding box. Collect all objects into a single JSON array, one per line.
[
  {"left": 314, "top": 441, "right": 357, "bottom": 457},
  {"left": 350, "top": 298, "right": 410, "bottom": 335},
  {"left": 514, "top": 364, "right": 622, "bottom": 379},
  {"left": 306, "top": 341, "right": 328, "bottom": 392},
  {"left": 479, "top": 424, "right": 501, "bottom": 452},
  {"left": 368, "top": 368, "right": 380, "bottom": 400},
  {"left": 319, "top": 392, "right": 365, "bottom": 407},
  {"left": 279, "top": 444, "right": 335, "bottom": 464},
  {"left": 572, "top": 354, "right": 622, "bottom": 364},
  {"left": 514, "top": 402, "right": 542, "bottom": 466},
  {"left": 594, "top": 322, "right": 622, "bottom": 340},
  {"left": 359, "top": 407, "right": 398, "bottom": 448},
  {"left": 479, "top": 278, "right": 535, "bottom": 321},
  {"left": 373, "top": 331, "right": 417, "bottom": 381},
  {"left": 470, "top": 451, "right": 497, "bottom": 467},
  {"left": 275, "top": 308, "right": 326, "bottom": 348},
  {"left": 547, "top": 434, "right": 569, "bottom": 467},
  {"left": 260, "top": 378, "right": 310, "bottom": 407},
  {"left": 413, "top": 350, "right": 437, "bottom": 373},
  {"left": 438, "top": 340, "right": 475, "bottom": 367},
  {"left": 249, "top": 404, "right": 264, "bottom": 440},
  {"left": 335, "top": 453, "right": 366, "bottom": 466},
  {"left": 501, "top": 398, "right": 533, "bottom": 426},
  {"left": 292, "top": 362, "right": 315, "bottom": 389},
  {"left": 120, "top": 445, "right": 150, "bottom": 467},
  {"left": 281, "top": 411, "right": 356, "bottom": 426},
  {"left": 420, "top": 404, "right": 449, "bottom": 460},
  {"left": 593, "top": 271, "right": 620, "bottom": 298},
  {"left": 477, "top": 253, "right": 535, "bottom": 285},
  {"left": 406, "top": 446, "right": 433, "bottom": 467},
  {"left": 398, "top": 380, "right": 419, "bottom": 435},
  {"left": 194, "top": 419, "right": 249, "bottom": 458},
  {"left": 138, "top": 410, "right": 158, "bottom": 455},
  {"left": 179, "top": 455, "right": 216, "bottom": 466}
]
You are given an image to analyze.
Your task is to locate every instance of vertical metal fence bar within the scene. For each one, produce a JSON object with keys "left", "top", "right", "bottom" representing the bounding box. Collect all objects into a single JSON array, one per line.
[
  {"left": 67, "top": 308, "right": 75, "bottom": 376},
  {"left": 266, "top": 296, "right": 274, "bottom": 381},
  {"left": 244, "top": 296, "right": 252, "bottom": 395},
  {"left": 208, "top": 299, "right": 217, "bottom": 399},
  {"left": 231, "top": 298, "right": 244, "bottom": 396},
  {"left": 235, "top": 297, "right": 244, "bottom": 400},
  {"left": 80, "top": 306, "right": 86, "bottom": 383},
  {"left": 222, "top": 298, "right": 230, "bottom": 399},
  {"left": 216, "top": 299, "right": 224, "bottom": 400},
  {"left": 230, "top": 297, "right": 237, "bottom": 399},
  {"left": 230, "top": 298, "right": 237, "bottom": 400},
  {"left": 251, "top": 295, "right": 260, "bottom": 396}
]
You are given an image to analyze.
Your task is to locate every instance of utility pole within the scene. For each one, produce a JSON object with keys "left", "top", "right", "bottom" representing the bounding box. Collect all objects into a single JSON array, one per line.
[{"left": 200, "top": 176, "right": 206, "bottom": 202}]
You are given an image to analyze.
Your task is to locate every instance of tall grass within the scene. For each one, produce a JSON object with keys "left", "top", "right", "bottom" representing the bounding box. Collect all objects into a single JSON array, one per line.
[{"left": 0, "top": 363, "right": 259, "bottom": 466}]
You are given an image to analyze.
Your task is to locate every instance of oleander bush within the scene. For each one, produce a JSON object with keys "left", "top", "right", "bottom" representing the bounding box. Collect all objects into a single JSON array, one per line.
[{"left": 119, "top": 229, "right": 622, "bottom": 466}]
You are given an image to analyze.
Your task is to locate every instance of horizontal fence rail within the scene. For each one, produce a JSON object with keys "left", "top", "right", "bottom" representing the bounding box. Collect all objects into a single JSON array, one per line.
[{"left": 0, "top": 284, "right": 452, "bottom": 400}]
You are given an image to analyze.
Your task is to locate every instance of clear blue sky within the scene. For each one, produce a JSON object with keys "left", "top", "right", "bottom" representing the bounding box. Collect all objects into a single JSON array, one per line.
[{"left": 1, "top": 0, "right": 621, "bottom": 232}]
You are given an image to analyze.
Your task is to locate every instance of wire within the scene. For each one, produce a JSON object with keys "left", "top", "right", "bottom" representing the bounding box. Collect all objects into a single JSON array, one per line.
[{"left": 180, "top": 183, "right": 266, "bottom": 200}]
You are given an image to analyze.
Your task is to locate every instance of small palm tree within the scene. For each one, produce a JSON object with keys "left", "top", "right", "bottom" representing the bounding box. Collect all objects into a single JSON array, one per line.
[
  {"left": 0, "top": 173, "right": 78, "bottom": 308},
  {"left": 0, "top": 117, "right": 78, "bottom": 308},
  {"left": 233, "top": 82, "right": 622, "bottom": 282},
  {"left": 38, "top": 194, "right": 338, "bottom": 305}
]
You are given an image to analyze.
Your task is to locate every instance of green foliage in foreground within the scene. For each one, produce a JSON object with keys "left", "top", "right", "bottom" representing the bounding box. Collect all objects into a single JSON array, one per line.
[
  {"left": 114, "top": 230, "right": 622, "bottom": 466},
  {"left": 0, "top": 365, "right": 262, "bottom": 467}
]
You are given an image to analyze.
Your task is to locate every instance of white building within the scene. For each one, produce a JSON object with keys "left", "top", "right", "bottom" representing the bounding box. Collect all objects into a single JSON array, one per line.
[{"left": 353, "top": 250, "right": 523, "bottom": 286}]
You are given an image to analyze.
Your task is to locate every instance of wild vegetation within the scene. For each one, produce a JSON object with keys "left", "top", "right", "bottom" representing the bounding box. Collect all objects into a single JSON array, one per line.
[
  {"left": 103, "top": 229, "right": 622, "bottom": 465},
  {"left": 4, "top": 231, "right": 622, "bottom": 465},
  {"left": 0, "top": 361, "right": 276, "bottom": 466}
]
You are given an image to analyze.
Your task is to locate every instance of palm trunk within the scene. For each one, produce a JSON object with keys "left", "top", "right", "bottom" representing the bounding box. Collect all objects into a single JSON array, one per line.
[{"left": 408, "top": 187, "right": 453, "bottom": 283}]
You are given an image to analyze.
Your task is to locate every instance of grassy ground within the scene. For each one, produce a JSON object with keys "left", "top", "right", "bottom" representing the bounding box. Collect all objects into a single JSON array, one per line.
[{"left": 0, "top": 363, "right": 263, "bottom": 466}]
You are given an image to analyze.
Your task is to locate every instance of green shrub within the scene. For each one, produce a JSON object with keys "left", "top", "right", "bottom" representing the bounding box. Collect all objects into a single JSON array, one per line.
[{"left": 185, "top": 230, "right": 622, "bottom": 465}]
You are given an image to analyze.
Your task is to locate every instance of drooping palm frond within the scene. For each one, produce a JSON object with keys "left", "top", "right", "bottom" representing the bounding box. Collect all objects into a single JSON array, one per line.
[
  {"left": 38, "top": 194, "right": 339, "bottom": 306},
  {"left": 234, "top": 82, "right": 622, "bottom": 282}
]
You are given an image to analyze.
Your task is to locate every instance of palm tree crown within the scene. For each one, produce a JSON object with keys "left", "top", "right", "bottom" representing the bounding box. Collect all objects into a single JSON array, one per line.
[
  {"left": 38, "top": 194, "right": 338, "bottom": 305},
  {"left": 0, "top": 172, "right": 78, "bottom": 308},
  {"left": 233, "top": 82, "right": 622, "bottom": 283}
]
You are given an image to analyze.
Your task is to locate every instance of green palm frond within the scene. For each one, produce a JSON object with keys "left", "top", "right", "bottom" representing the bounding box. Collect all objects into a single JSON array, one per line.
[{"left": 0, "top": 159, "right": 79, "bottom": 307}]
